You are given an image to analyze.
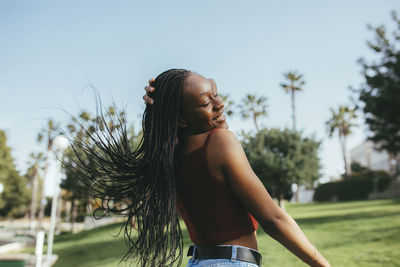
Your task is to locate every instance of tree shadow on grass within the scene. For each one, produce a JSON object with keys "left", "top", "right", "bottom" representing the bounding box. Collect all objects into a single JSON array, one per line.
[
  {"left": 54, "top": 234, "right": 129, "bottom": 267},
  {"left": 53, "top": 221, "right": 192, "bottom": 267},
  {"left": 272, "top": 209, "right": 399, "bottom": 251},
  {"left": 288, "top": 199, "right": 400, "bottom": 215},
  {"left": 318, "top": 223, "right": 400, "bottom": 250},
  {"left": 55, "top": 222, "right": 126, "bottom": 243},
  {"left": 293, "top": 210, "right": 400, "bottom": 226}
]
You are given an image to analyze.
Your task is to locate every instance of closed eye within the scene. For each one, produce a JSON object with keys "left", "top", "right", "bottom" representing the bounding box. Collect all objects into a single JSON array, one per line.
[{"left": 200, "top": 102, "right": 210, "bottom": 107}]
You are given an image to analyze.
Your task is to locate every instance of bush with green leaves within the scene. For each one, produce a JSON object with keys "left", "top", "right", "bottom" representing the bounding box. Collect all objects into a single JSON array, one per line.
[
  {"left": 314, "top": 168, "right": 394, "bottom": 202},
  {"left": 0, "top": 130, "right": 30, "bottom": 218},
  {"left": 242, "top": 128, "right": 321, "bottom": 205},
  {"left": 313, "top": 182, "right": 338, "bottom": 202}
]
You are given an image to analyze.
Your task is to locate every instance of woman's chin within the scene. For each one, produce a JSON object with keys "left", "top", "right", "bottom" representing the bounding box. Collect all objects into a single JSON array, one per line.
[{"left": 216, "top": 121, "right": 229, "bottom": 129}]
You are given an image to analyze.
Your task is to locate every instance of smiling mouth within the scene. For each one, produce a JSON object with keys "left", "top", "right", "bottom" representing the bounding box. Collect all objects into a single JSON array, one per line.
[{"left": 213, "top": 111, "right": 225, "bottom": 121}]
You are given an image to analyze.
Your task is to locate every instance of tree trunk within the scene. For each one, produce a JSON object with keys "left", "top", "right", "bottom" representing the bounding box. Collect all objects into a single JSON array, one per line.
[
  {"left": 276, "top": 184, "right": 285, "bottom": 211},
  {"left": 38, "top": 153, "right": 50, "bottom": 229},
  {"left": 253, "top": 114, "right": 259, "bottom": 132},
  {"left": 65, "top": 200, "right": 71, "bottom": 223},
  {"left": 291, "top": 89, "right": 296, "bottom": 131},
  {"left": 366, "top": 143, "right": 372, "bottom": 169},
  {"left": 30, "top": 167, "right": 39, "bottom": 231},
  {"left": 294, "top": 183, "right": 299, "bottom": 202},
  {"left": 71, "top": 197, "right": 79, "bottom": 233},
  {"left": 86, "top": 197, "right": 91, "bottom": 215},
  {"left": 340, "top": 134, "right": 351, "bottom": 177},
  {"left": 56, "top": 194, "right": 63, "bottom": 234},
  {"left": 291, "top": 88, "right": 298, "bottom": 201},
  {"left": 388, "top": 153, "right": 396, "bottom": 174},
  {"left": 280, "top": 198, "right": 285, "bottom": 211},
  {"left": 344, "top": 135, "right": 352, "bottom": 176}
]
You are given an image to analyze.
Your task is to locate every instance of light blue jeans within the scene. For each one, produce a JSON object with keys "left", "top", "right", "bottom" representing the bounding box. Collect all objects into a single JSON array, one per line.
[{"left": 186, "top": 245, "right": 261, "bottom": 267}]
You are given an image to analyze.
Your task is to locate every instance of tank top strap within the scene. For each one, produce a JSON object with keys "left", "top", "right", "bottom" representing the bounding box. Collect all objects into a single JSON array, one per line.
[{"left": 204, "top": 128, "right": 219, "bottom": 147}]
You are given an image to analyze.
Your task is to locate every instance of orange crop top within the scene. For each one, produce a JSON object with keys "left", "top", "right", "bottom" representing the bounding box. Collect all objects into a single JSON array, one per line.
[{"left": 175, "top": 128, "right": 258, "bottom": 245}]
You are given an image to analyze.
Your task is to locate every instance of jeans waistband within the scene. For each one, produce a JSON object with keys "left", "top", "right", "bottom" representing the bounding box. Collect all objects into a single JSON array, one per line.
[{"left": 188, "top": 245, "right": 262, "bottom": 266}]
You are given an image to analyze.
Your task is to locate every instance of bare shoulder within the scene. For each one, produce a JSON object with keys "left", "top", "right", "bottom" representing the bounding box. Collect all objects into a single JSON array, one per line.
[
  {"left": 207, "top": 129, "right": 245, "bottom": 165},
  {"left": 209, "top": 128, "right": 241, "bottom": 149}
]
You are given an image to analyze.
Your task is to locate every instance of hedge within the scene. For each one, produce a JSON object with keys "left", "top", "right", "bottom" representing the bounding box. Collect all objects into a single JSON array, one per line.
[{"left": 314, "top": 170, "right": 394, "bottom": 202}]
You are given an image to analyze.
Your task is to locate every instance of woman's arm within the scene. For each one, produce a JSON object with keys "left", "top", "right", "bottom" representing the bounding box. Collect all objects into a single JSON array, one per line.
[{"left": 210, "top": 129, "right": 331, "bottom": 267}]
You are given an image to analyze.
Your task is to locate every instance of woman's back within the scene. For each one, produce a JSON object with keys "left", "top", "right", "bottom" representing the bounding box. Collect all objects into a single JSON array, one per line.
[{"left": 176, "top": 128, "right": 258, "bottom": 249}]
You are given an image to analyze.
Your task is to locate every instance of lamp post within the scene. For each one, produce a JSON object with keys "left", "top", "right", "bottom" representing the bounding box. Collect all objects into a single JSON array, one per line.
[{"left": 46, "top": 135, "right": 69, "bottom": 265}]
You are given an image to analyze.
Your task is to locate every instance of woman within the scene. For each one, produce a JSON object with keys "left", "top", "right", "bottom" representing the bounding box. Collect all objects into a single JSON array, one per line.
[{"left": 72, "top": 69, "right": 330, "bottom": 267}]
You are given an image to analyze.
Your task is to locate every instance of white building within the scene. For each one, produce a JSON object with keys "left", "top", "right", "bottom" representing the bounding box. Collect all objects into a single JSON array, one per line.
[
  {"left": 290, "top": 185, "right": 314, "bottom": 203},
  {"left": 291, "top": 140, "right": 396, "bottom": 203},
  {"left": 350, "top": 140, "right": 396, "bottom": 173}
]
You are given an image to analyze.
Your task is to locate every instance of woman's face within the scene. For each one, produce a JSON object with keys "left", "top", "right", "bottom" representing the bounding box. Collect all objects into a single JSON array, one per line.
[{"left": 180, "top": 73, "right": 228, "bottom": 134}]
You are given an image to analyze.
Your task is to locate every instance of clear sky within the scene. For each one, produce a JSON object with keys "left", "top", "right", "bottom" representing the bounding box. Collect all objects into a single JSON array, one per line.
[{"left": 0, "top": 1, "right": 399, "bottom": 194}]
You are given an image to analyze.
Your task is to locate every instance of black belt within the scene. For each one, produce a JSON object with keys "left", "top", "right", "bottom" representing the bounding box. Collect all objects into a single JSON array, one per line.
[{"left": 187, "top": 245, "right": 262, "bottom": 266}]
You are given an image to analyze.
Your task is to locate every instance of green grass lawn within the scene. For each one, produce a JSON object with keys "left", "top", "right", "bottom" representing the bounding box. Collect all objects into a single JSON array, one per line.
[{"left": 29, "top": 199, "right": 400, "bottom": 267}]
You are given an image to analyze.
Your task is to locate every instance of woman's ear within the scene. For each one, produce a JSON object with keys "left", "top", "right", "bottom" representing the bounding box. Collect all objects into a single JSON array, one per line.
[{"left": 178, "top": 117, "right": 187, "bottom": 128}]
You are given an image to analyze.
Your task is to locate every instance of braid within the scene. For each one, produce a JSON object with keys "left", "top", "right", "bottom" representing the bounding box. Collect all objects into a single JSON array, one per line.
[{"left": 69, "top": 69, "right": 191, "bottom": 266}]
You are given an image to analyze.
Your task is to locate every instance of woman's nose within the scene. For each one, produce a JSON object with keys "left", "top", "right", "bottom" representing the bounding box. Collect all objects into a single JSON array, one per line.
[{"left": 213, "top": 97, "right": 224, "bottom": 111}]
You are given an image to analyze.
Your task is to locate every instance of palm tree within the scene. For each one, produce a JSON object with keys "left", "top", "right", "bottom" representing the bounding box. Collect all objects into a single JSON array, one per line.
[
  {"left": 26, "top": 152, "right": 45, "bottom": 232},
  {"left": 280, "top": 71, "right": 305, "bottom": 131},
  {"left": 280, "top": 72, "right": 305, "bottom": 202},
  {"left": 238, "top": 94, "right": 268, "bottom": 131},
  {"left": 63, "top": 107, "right": 125, "bottom": 232},
  {"left": 37, "top": 119, "right": 60, "bottom": 229},
  {"left": 64, "top": 111, "right": 94, "bottom": 233},
  {"left": 326, "top": 105, "right": 358, "bottom": 177}
]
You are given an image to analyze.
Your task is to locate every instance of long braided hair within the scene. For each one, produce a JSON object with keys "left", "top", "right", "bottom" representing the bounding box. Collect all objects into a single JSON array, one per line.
[{"left": 69, "top": 69, "right": 192, "bottom": 266}]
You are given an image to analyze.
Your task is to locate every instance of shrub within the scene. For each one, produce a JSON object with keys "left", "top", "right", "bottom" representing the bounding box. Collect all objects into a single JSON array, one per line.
[
  {"left": 336, "top": 177, "right": 374, "bottom": 201},
  {"left": 375, "top": 171, "right": 394, "bottom": 192},
  {"left": 314, "top": 169, "right": 394, "bottom": 202},
  {"left": 314, "top": 182, "right": 338, "bottom": 202}
]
